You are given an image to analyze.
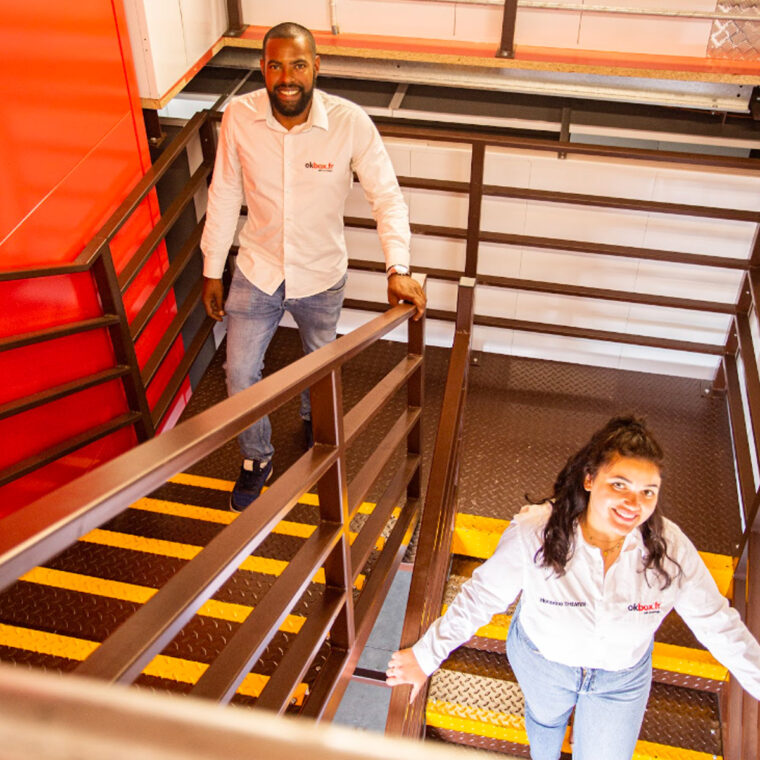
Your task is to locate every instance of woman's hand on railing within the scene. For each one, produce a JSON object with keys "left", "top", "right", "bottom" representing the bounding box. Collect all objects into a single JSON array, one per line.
[
  {"left": 202, "top": 277, "right": 225, "bottom": 321},
  {"left": 386, "top": 648, "right": 428, "bottom": 703}
]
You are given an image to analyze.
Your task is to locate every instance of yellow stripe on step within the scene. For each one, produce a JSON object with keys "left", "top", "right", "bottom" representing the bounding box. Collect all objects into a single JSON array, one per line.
[
  {"left": 129, "top": 497, "right": 390, "bottom": 550},
  {"left": 427, "top": 698, "right": 720, "bottom": 759},
  {"left": 167, "top": 473, "right": 384, "bottom": 516},
  {"left": 0, "top": 623, "right": 306, "bottom": 703},
  {"left": 78, "top": 529, "right": 365, "bottom": 589},
  {"left": 18, "top": 567, "right": 305, "bottom": 632}
]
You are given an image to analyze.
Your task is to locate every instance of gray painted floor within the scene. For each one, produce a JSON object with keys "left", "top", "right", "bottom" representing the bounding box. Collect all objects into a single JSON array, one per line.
[{"left": 333, "top": 568, "right": 411, "bottom": 731}]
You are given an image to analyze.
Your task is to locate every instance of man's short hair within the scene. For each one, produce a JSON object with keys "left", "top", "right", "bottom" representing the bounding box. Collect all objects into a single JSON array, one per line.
[{"left": 262, "top": 22, "right": 317, "bottom": 60}]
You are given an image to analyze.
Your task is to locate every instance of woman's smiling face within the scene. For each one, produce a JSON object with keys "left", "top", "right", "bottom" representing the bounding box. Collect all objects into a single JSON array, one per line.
[{"left": 583, "top": 454, "right": 661, "bottom": 539}]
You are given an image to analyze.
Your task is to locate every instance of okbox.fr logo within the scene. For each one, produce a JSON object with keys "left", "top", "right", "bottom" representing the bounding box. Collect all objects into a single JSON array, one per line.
[
  {"left": 627, "top": 601, "right": 661, "bottom": 614},
  {"left": 305, "top": 160, "right": 334, "bottom": 172}
]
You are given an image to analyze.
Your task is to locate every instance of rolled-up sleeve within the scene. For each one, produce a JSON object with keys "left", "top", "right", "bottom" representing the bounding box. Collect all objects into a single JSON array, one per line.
[
  {"left": 351, "top": 112, "right": 410, "bottom": 270},
  {"left": 201, "top": 107, "right": 244, "bottom": 279},
  {"left": 412, "top": 522, "right": 524, "bottom": 676}
]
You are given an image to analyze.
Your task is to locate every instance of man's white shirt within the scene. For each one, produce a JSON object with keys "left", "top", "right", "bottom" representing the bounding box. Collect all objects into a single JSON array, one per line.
[
  {"left": 200, "top": 88, "right": 410, "bottom": 298},
  {"left": 412, "top": 503, "right": 760, "bottom": 700}
]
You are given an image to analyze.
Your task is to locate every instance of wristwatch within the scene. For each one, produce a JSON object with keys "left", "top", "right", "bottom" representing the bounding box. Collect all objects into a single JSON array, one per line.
[{"left": 386, "top": 264, "right": 411, "bottom": 278}]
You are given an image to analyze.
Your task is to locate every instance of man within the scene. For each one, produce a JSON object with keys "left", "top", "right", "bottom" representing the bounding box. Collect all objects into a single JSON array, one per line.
[{"left": 201, "top": 22, "right": 426, "bottom": 511}]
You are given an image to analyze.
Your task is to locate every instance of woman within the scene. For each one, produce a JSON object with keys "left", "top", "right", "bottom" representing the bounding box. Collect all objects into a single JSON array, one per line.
[{"left": 386, "top": 415, "right": 760, "bottom": 760}]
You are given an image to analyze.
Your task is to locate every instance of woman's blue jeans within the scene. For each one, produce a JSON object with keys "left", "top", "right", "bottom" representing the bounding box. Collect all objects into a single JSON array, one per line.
[
  {"left": 506, "top": 613, "right": 653, "bottom": 760},
  {"left": 224, "top": 266, "right": 347, "bottom": 462}
]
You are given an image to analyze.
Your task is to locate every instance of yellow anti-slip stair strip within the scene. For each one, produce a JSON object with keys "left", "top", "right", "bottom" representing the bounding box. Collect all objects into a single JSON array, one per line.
[
  {"left": 19, "top": 567, "right": 305, "bottom": 632},
  {"left": 0, "top": 623, "right": 307, "bottom": 704},
  {"left": 77, "top": 528, "right": 366, "bottom": 590},
  {"left": 427, "top": 699, "right": 722, "bottom": 760},
  {"left": 168, "top": 472, "right": 382, "bottom": 517},
  {"left": 451, "top": 514, "right": 736, "bottom": 597}
]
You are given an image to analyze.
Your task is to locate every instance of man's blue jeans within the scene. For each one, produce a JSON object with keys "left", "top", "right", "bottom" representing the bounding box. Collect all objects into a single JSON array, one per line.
[
  {"left": 224, "top": 266, "right": 347, "bottom": 462},
  {"left": 506, "top": 610, "right": 653, "bottom": 760}
]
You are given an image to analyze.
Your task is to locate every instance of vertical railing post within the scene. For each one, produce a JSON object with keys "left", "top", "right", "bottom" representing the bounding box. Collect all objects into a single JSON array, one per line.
[
  {"left": 724, "top": 352, "right": 755, "bottom": 526},
  {"left": 90, "top": 244, "right": 155, "bottom": 441},
  {"left": 198, "top": 115, "right": 218, "bottom": 166},
  {"left": 743, "top": 528, "right": 760, "bottom": 755},
  {"left": 311, "top": 368, "right": 355, "bottom": 652},
  {"left": 496, "top": 0, "right": 518, "bottom": 58},
  {"left": 465, "top": 143, "right": 485, "bottom": 279},
  {"left": 225, "top": 0, "right": 245, "bottom": 37},
  {"left": 724, "top": 571, "right": 747, "bottom": 760},
  {"left": 407, "top": 275, "right": 427, "bottom": 501}
]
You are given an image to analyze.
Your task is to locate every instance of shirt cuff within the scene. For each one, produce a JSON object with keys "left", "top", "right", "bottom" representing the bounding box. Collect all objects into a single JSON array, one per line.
[
  {"left": 383, "top": 246, "right": 411, "bottom": 271},
  {"left": 202, "top": 255, "right": 227, "bottom": 280},
  {"left": 411, "top": 639, "right": 440, "bottom": 677}
]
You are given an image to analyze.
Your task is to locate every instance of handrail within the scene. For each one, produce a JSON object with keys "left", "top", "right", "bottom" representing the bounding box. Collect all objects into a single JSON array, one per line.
[
  {"left": 0, "top": 286, "right": 426, "bottom": 718},
  {"left": 0, "top": 302, "right": 416, "bottom": 588},
  {"left": 0, "top": 109, "right": 218, "bottom": 489},
  {"left": 386, "top": 277, "right": 476, "bottom": 737},
  {"left": 0, "top": 662, "right": 496, "bottom": 760}
]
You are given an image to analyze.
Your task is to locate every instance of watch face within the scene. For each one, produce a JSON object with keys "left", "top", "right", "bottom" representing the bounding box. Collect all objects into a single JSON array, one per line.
[{"left": 392, "top": 265, "right": 409, "bottom": 275}]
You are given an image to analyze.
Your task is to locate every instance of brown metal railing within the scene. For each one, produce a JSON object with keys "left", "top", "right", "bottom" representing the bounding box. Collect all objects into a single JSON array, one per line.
[
  {"left": 0, "top": 289, "right": 425, "bottom": 717},
  {"left": 386, "top": 277, "right": 476, "bottom": 738},
  {"left": 719, "top": 275, "right": 760, "bottom": 757},
  {"left": 0, "top": 110, "right": 221, "bottom": 489}
]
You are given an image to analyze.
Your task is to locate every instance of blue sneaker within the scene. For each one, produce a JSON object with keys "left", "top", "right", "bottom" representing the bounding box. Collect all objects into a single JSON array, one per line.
[{"left": 230, "top": 458, "right": 272, "bottom": 512}]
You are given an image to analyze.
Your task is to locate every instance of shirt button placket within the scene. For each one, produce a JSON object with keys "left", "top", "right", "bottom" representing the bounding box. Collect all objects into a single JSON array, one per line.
[{"left": 283, "top": 135, "right": 291, "bottom": 288}]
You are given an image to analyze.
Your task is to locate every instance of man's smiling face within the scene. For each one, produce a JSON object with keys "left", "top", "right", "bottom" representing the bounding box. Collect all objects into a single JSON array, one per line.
[{"left": 261, "top": 35, "right": 320, "bottom": 129}]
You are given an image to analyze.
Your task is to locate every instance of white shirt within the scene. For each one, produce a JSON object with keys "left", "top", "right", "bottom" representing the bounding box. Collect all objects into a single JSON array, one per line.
[
  {"left": 200, "top": 88, "right": 411, "bottom": 299},
  {"left": 413, "top": 503, "right": 760, "bottom": 700}
]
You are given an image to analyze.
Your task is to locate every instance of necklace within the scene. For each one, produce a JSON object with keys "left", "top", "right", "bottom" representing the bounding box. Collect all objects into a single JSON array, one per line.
[{"left": 581, "top": 520, "right": 624, "bottom": 557}]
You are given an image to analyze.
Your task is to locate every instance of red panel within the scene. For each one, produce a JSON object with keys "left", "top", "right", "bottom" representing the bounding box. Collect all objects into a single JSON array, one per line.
[
  {"left": 0, "top": 273, "right": 101, "bottom": 339},
  {"left": 0, "top": 1, "right": 192, "bottom": 516},
  {"left": 0, "top": 426, "right": 137, "bottom": 518},
  {"left": 0, "top": 330, "right": 116, "bottom": 406},
  {"left": 0, "top": 379, "right": 129, "bottom": 471}
]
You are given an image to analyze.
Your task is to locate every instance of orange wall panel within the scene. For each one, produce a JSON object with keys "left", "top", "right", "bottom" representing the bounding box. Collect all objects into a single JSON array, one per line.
[
  {"left": 0, "top": 1, "right": 187, "bottom": 514},
  {"left": 0, "top": 2, "right": 136, "bottom": 249}
]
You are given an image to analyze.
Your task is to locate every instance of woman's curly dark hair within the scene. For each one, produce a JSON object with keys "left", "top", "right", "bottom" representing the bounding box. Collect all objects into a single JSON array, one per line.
[{"left": 535, "top": 415, "right": 679, "bottom": 589}]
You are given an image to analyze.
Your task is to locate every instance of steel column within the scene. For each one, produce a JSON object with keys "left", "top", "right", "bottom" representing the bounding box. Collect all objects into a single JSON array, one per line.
[{"left": 497, "top": 0, "right": 518, "bottom": 58}]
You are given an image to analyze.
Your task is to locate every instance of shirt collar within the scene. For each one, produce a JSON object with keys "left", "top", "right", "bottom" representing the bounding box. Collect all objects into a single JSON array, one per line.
[{"left": 261, "top": 89, "right": 329, "bottom": 133}]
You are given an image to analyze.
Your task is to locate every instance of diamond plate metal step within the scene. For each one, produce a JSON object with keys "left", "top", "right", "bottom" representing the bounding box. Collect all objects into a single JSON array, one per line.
[
  {"left": 429, "top": 647, "right": 722, "bottom": 759},
  {"left": 0, "top": 474, "right": 395, "bottom": 708}
]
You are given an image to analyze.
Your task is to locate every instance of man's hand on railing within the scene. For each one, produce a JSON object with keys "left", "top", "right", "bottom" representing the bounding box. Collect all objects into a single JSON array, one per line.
[
  {"left": 387, "top": 274, "right": 426, "bottom": 321},
  {"left": 386, "top": 648, "right": 427, "bottom": 703},
  {"left": 202, "top": 277, "right": 225, "bottom": 322}
]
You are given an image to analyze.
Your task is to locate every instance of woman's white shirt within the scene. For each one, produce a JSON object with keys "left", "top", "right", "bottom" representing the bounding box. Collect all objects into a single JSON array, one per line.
[{"left": 411, "top": 503, "right": 760, "bottom": 700}]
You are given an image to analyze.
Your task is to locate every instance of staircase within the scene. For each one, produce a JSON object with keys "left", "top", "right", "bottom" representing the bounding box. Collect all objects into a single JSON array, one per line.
[{"left": 0, "top": 472, "right": 396, "bottom": 705}]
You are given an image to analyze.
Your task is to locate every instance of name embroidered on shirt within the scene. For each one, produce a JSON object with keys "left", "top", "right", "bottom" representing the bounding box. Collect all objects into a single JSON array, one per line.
[
  {"left": 305, "top": 161, "right": 334, "bottom": 172},
  {"left": 539, "top": 597, "right": 587, "bottom": 607},
  {"left": 627, "top": 601, "right": 661, "bottom": 614}
]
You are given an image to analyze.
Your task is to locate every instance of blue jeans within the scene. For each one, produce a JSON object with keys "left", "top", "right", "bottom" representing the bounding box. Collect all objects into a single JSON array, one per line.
[
  {"left": 224, "top": 266, "right": 347, "bottom": 461},
  {"left": 506, "top": 611, "right": 653, "bottom": 760}
]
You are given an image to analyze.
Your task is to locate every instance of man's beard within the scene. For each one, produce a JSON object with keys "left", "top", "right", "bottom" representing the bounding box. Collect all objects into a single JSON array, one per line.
[{"left": 268, "top": 82, "right": 315, "bottom": 118}]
